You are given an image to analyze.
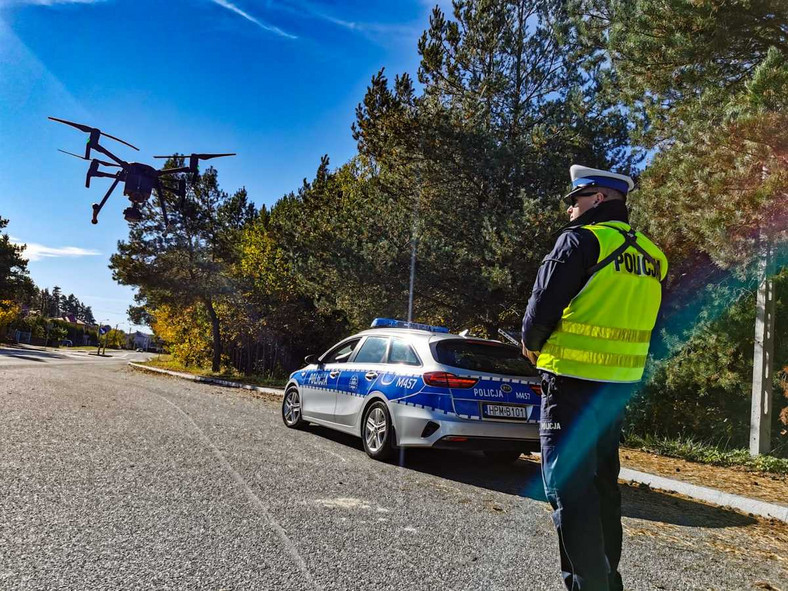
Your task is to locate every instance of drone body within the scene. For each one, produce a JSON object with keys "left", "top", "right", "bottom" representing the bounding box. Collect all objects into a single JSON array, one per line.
[{"left": 49, "top": 116, "right": 235, "bottom": 225}]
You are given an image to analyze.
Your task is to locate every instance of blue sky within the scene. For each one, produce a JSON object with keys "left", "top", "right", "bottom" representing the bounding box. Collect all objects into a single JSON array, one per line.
[{"left": 0, "top": 0, "right": 449, "bottom": 331}]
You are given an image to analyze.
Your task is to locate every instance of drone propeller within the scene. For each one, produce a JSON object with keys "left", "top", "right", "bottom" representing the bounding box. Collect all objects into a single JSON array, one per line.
[
  {"left": 49, "top": 116, "right": 140, "bottom": 151},
  {"left": 153, "top": 153, "right": 236, "bottom": 160},
  {"left": 195, "top": 152, "right": 235, "bottom": 160},
  {"left": 153, "top": 152, "right": 235, "bottom": 175},
  {"left": 57, "top": 149, "right": 122, "bottom": 168}
]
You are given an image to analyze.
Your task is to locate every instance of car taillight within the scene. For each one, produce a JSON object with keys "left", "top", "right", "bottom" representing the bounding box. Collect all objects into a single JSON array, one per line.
[{"left": 423, "top": 371, "right": 478, "bottom": 389}]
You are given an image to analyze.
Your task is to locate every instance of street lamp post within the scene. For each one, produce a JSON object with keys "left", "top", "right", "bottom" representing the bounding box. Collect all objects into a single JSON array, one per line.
[{"left": 408, "top": 144, "right": 423, "bottom": 324}]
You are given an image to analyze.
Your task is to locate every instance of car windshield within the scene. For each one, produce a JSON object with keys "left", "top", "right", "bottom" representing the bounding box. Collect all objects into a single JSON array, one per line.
[{"left": 432, "top": 339, "right": 537, "bottom": 376}]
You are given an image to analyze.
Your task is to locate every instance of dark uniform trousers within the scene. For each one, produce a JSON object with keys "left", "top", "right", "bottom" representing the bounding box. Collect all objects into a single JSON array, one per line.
[{"left": 539, "top": 372, "right": 633, "bottom": 591}]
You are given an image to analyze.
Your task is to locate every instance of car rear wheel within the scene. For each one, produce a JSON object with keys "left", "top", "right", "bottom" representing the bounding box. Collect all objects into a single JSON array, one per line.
[
  {"left": 362, "top": 401, "right": 395, "bottom": 461},
  {"left": 282, "top": 387, "right": 306, "bottom": 429},
  {"left": 482, "top": 450, "right": 523, "bottom": 465}
]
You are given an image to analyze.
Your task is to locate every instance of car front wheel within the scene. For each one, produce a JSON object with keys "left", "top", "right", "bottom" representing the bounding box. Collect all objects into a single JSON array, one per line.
[
  {"left": 362, "top": 400, "right": 395, "bottom": 461},
  {"left": 282, "top": 387, "right": 306, "bottom": 429}
]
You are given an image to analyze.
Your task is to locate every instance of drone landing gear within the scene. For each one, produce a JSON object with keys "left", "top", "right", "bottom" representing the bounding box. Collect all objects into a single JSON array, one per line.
[
  {"left": 154, "top": 180, "right": 170, "bottom": 227},
  {"left": 91, "top": 177, "right": 120, "bottom": 224}
]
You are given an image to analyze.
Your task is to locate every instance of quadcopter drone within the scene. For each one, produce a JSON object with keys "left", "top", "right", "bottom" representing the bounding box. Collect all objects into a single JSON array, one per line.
[{"left": 49, "top": 116, "right": 235, "bottom": 225}]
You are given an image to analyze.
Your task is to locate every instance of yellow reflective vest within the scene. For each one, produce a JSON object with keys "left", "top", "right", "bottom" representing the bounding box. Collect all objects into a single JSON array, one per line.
[{"left": 536, "top": 221, "right": 668, "bottom": 383}]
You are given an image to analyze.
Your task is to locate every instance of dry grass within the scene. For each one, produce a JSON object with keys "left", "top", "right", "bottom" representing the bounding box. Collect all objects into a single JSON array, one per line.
[
  {"left": 621, "top": 447, "right": 788, "bottom": 506},
  {"left": 140, "top": 355, "right": 287, "bottom": 389}
]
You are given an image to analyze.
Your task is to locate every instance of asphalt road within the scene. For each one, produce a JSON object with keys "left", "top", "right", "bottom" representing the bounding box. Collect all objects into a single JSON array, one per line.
[{"left": 1, "top": 350, "right": 786, "bottom": 590}]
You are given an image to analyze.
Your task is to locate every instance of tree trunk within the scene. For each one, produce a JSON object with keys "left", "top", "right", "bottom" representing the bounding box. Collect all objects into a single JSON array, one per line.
[{"left": 204, "top": 297, "right": 221, "bottom": 372}]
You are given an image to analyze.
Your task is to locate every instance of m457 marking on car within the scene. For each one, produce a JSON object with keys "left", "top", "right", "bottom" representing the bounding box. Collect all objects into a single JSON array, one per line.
[{"left": 396, "top": 377, "right": 418, "bottom": 389}]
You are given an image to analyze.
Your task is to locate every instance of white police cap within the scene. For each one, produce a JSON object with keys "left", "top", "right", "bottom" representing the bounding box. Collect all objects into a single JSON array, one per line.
[{"left": 563, "top": 165, "right": 635, "bottom": 205}]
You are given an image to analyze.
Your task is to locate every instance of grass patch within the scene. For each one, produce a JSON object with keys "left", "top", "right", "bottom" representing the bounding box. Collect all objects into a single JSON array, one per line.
[
  {"left": 624, "top": 433, "right": 788, "bottom": 475},
  {"left": 139, "top": 355, "right": 287, "bottom": 389},
  {"left": 65, "top": 345, "right": 106, "bottom": 351}
]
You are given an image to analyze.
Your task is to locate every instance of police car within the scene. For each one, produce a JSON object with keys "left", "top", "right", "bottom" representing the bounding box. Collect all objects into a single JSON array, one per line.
[{"left": 282, "top": 318, "right": 542, "bottom": 463}]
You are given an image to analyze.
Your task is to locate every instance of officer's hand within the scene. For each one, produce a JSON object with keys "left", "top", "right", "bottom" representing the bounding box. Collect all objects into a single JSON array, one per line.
[{"left": 522, "top": 344, "right": 539, "bottom": 366}]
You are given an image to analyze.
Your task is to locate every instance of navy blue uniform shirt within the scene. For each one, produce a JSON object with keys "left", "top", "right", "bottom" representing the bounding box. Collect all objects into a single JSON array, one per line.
[{"left": 521, "top": 200, "right": 630, "bottom": 352}]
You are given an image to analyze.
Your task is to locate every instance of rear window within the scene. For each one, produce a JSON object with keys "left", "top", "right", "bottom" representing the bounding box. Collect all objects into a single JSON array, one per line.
[
  {"left": 388, "top": 338, "right": 421, "bottom": 366},
  {"left": 432, "top": 340, "right": 537, "bottom": 377}
]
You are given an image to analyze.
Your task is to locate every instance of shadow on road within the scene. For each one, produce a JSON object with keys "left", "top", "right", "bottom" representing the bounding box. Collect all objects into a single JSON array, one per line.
[
  {"left": 306, "top": 424, "right": 757, "bottom": 529},
  {"left": 0, "top": 347, "right": 67, "bottom": 361}
]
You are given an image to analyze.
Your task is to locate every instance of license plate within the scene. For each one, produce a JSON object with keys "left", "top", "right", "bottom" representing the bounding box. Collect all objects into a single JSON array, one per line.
[{"left": 482, "top": 404, "right": 534, "bottom": 421}]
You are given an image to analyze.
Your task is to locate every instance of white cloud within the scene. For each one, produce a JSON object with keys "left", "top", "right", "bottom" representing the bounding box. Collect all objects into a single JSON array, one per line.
[
  {"left": 209, "top": 0, "right": 297, "bottom": 39},
  {"left": 10, "top": 239, "right": 101, "bottom": 262},
  {"left": 272, "top": 0, "right": 418, "bottom": 38}
]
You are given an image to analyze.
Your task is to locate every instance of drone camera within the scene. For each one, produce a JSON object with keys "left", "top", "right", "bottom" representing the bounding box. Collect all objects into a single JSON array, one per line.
[
  {"left": 123, "top": 206, "right": 142, "bottom": 223},
  {"left": 128, "top": 191, "right": 149, "bottom": 204},
  {"left": 123, "top": 171, "right": 155, "bottom": 204}
]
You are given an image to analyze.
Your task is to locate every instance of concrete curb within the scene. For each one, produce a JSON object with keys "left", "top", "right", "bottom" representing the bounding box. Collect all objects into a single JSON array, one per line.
[
  {"left": 128, "top": 362, "right": 285, "bottom": 397},
  {"left": 129, "top": 361, "right": 788, "bottom": 523},
  {"left": 619, "top": 467, "right": 788, "bottom": 523}
]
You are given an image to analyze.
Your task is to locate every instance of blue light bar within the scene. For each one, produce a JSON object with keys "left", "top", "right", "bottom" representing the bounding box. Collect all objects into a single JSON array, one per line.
[{"left": 370, "top": 317, "right": 450, "bottom": 333}]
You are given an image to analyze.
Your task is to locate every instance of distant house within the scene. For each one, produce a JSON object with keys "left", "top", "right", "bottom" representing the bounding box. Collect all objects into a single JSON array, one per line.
[
  {"left": 60, "top": 314, "right": 90, "bottom": 327},
  {"left": 58, "top": 315, "right": 93, "bottom": 345},
  {"left": 128, "top": 331, "right": 154, "bottom": 351}
]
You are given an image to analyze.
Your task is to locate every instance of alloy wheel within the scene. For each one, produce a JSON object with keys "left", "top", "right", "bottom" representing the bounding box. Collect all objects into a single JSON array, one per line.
[
  {"left": 283, "top": 389, "right": 302, "bottom": 426},
  {"left": 364, "top": 406, "right": 387, "bottom": 453}
]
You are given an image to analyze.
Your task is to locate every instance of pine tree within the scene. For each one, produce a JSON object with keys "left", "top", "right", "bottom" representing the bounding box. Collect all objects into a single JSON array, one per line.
[
  {"left": 572, "top": 0, "right": 788, "bottom": 146},
  {"left": 0, "top": 216, "right": 33, "bottom": 302},
  {"left": 347, "top": 0, "right": 636, "bottom": 334},
  {"left": 110, "top": 163, "right": 257, "bottom": 371},
  {"left": 50, "top": 286, "right": 62, "bottom": 318}
]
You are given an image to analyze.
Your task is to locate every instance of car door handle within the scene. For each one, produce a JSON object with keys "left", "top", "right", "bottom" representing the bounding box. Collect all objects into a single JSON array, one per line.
[
  {"left": 365, "top": 371, "right": 378, "bottom": 381},
  {"left": 329, "top": 370, "right": 340, "bottom": 379}
]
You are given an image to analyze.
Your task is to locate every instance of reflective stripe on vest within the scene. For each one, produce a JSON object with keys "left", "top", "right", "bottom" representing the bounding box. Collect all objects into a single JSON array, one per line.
[{"left": 536, "top": 221, "right": 668, "bottom": 383}]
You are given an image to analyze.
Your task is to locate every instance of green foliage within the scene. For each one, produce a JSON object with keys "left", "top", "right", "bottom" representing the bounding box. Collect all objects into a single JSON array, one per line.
[
  {"left": 0, "top": 215, "right": 33, "bottom": 303},
  {"left": 629, "top": 47, "right": 788, "bottom": 276},
  {"left": 629, "top": 269, "right": 788, "bottom": 453},
  {"left": 141, "top": 354, "right": 287, "bottom": 388},
  {"left": 29, "top": 286, "right": 96, "bottom": 323},
  {"left": 625, "top": 433, "right": 788, "bottom": 474},
  {"left": 8, "top": 313, "right": 98, "bottom": 346},
  {"left": 572, "top": 0, "right": 788, "bottom": 146},
  {"left": 48, "top": 325, "right": 68, "bottom": 344},
  {"left": 334, "top": 0, "right": 638, "bottom": 336}
]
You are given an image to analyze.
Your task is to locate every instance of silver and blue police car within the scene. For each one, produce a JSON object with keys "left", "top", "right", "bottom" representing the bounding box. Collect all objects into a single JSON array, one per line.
[{"left": 282, "top": 318, "right": 542, "bottom": 463}]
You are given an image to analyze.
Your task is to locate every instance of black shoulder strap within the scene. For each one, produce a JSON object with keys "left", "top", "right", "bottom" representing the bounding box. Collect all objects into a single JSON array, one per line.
[{"left": 587, "top": 224, "right": 663, "bottom": 280}]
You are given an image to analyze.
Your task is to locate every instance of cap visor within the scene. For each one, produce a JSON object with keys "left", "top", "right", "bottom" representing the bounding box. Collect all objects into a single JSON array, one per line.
[{"left": 562, "top": 185, "right": 593, "bottom": 206}]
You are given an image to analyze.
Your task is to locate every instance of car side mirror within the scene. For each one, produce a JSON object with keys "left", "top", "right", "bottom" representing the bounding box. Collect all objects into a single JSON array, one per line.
[{"left": 304, "top": 354, "right": 320, "bottom": 365}]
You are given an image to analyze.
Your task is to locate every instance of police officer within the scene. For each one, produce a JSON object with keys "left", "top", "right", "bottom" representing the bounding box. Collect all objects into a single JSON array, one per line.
[{"left": 521, "top": 165, "right": 668, "bottom": 591}]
